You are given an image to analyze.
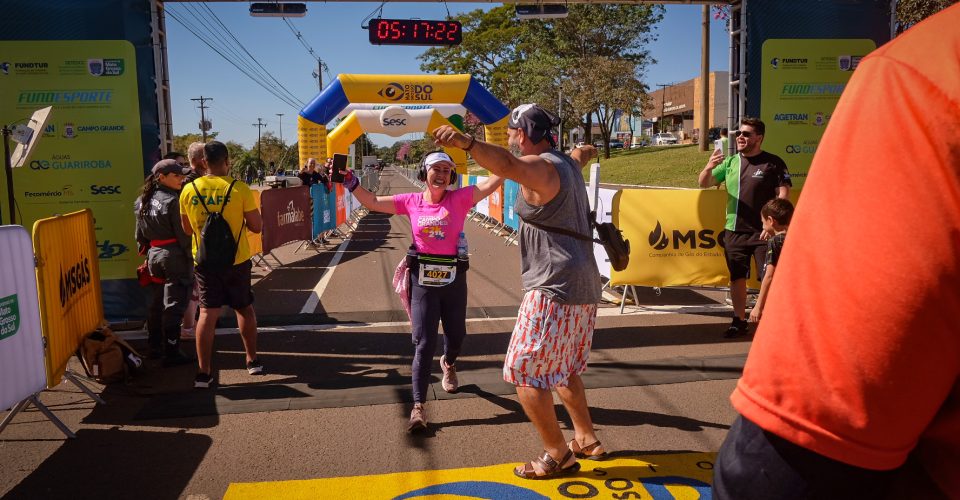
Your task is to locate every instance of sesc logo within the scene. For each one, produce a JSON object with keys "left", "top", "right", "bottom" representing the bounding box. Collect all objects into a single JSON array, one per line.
[
  {"left": 378, "top": 82, "right": 404, "bottom": 101},
  {"left": 648, "top": 221, "right": 722, "bottom": 250},
  {"left": 380, "top": 105, "right": 411, "bottom": 130},
  {"left": 90, "top": 184, "right": 121, "bottom": 195}
]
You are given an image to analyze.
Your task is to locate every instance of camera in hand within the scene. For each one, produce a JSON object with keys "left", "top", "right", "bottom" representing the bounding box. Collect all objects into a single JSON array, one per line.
[{"left": 331, "top": 154, "right": 347, "bottom": 183}]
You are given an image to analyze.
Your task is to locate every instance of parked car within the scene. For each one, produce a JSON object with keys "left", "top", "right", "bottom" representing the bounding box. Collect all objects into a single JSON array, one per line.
[
  {"left": 653, "top": 133, "right": 679, "bottom": 145},
  {"left": 264, "top": 170, "right": 303, "bottom": 189},
  {"left": 609, "top": 140, "right": 625, "bottom": 149}
]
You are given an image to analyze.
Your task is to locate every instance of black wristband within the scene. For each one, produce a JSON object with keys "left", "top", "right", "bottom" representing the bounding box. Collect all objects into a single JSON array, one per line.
[{"left": 464, "top": 134, "right": 476, "bottom": 152}]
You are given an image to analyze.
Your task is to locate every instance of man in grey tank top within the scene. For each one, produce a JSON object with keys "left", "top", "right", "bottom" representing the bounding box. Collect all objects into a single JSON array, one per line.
[{"left": 433, "top": 104, "right": 607, "bottom": 479}]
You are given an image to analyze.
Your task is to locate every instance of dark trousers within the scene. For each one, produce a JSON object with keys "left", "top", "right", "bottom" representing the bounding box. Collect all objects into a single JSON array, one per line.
[
  {"left": 146, "top": 248, "right": 192, "bottom": 353},
  {"left": 714, "top": 415, "right": 906, "bottom": 500},
  {"left": 409, "top": 268, "right": 467, "bottom": 403}
]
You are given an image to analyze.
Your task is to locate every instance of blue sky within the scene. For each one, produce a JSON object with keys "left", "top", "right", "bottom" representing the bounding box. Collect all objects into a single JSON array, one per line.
[{"left": 166, "top": 2, "right": 730, "bottom": 148}]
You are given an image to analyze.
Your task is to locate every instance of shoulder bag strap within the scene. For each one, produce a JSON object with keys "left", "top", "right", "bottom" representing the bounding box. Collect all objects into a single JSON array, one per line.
[{"left": 522, "top": 218, "right": 601, "bottom": 244}]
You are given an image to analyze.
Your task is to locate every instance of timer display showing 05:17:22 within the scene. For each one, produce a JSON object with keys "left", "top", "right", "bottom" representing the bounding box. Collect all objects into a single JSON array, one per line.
[{"left": 368, "top": 19, "right": 462, "bottom": 46}]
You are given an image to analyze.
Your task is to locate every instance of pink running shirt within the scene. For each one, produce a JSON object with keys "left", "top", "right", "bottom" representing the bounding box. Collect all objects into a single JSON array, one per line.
[{"left": 393, "top": 187, "right": 474, "bottom": 255}]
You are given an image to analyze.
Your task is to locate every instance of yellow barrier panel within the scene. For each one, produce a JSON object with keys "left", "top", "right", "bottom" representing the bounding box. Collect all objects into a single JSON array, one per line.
[
  {"left": 248, "top": 190, "right": 263, "bottom": 256},
  {"left": 297, "top": 115, "right": 327, "bottom": 168},
  {"left": 611, "top": 189, "right": 762, "bottom": 289},
  {"left": 32, "top": 209, "right": 104, "bottom": 387},
  {"left": 225, "top": 452, "right": 715, "bottom": 499}
]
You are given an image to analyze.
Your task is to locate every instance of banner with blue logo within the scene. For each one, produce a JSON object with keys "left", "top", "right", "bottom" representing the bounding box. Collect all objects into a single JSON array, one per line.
[
  {"left": 311, "top": 184, "right": 336, "bottom": 238},
  {"left": 502, "top": 180, "right": 520, "bottom": 230}
]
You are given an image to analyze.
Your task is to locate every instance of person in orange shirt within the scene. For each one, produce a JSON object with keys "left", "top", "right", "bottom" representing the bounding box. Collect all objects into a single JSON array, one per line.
[{"left": 713, "top": 5, "right": 960, "bottom": 499}]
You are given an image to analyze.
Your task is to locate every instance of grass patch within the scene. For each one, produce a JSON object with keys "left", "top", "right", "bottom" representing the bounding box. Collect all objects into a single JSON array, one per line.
[{"left": 466, "top": 144, "right": 714, "bottom": 189}]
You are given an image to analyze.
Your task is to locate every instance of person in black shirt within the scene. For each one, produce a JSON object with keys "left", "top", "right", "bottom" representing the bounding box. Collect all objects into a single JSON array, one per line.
[{"left": 698, "top": 117, "right": 791, "bottom": 338}]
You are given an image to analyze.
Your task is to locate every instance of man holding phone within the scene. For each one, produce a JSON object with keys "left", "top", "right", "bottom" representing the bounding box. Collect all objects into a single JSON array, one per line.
[{"left": 698, "top": 117, "right": 791, "bottom": 338}]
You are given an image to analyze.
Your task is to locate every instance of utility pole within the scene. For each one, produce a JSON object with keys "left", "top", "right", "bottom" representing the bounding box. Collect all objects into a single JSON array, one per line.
[
  {"left": 276, "top": 113, "right": 284, "bottom": 145},
  {"left": 699, "top": 5, "right": 711, "bottom": 152},
  {"left": 252, "top": 118, "right": 266, "bottom": 166},
  {"left": 191, "top": 96, "right": 212, "bottom": 141},
  {"left": 557, "top": 86, "right": 563, "bottom": 151}
]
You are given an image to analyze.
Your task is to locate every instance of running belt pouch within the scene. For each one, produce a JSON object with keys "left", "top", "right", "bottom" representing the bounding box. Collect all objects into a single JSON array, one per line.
[
  {"left": 406, "top": 247, "right": 469, "bottom": 273},
  {"left": 192, "top": 180, "right": 241, "bottom": 272}
]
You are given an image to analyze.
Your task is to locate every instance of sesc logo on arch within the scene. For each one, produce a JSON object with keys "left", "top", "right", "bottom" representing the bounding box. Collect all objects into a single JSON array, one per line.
[{"left": 380, "top": 106, "right": 411, "bottom": 131}]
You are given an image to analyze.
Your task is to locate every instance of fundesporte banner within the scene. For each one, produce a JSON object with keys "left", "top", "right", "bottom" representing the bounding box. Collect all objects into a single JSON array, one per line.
[
  {"left": 761, "top": 39, "right": 876, "bottom": 189},
  {"left": 0, "top": 40, "right": 144, "bottom": 280}
]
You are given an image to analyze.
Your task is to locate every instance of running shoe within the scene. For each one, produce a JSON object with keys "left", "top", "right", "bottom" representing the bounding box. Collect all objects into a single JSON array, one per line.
[
  {"left": 194, "top": 372, "right": 214, "bottom": 389},
  {"left": 408, "top": 403, "right": 427, "bottom": 433},
  {"left": 440, "top": 355, "right": 459, "bottom": 393},
  {"left": 247, "top": 358, "right": 264, "bottom": 375}
]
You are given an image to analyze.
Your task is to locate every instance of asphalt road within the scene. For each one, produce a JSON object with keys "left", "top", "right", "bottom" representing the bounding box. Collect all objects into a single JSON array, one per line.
[{"left": 0, "top": 167, "right": 748, "bottom": 499}]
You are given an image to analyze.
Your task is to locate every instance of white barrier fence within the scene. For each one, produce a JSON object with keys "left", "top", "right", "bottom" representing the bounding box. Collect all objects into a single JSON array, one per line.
[{"left": 0, "top": 225, "right": 74, "bottom": 438}]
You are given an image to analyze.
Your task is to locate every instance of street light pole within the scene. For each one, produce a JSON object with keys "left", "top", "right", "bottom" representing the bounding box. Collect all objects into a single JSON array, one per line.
[
  {"left": 252, "top": 118, "right": 266, "bottom": 167},
  {"left": 276, "top": 113, "right": 284, "bottom": 145}
]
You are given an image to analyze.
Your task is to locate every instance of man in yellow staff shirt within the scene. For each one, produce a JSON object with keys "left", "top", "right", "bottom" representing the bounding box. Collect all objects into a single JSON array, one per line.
[{"left": 179, "top": 141, "right": 264, "bottom": 389}]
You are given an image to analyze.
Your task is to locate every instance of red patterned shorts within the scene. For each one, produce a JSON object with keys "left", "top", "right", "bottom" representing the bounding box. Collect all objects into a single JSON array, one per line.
[{"left": 503, "top": 290, "right": 597, "bottom": 389}]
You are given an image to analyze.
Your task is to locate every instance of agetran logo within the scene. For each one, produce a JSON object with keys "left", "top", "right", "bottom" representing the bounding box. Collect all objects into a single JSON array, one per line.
[
  {"left": 277, "top": 200, "right": 305, "bottom": 226},
  {"left": 59, "top": 255, "right": 92, "bottom": 308},
  {"left": 377, "top": 82, "right": 434, "bottom": 102},
  {"left": 773, "top": 112, "right": 808, "bottom": 125},
  {"left": 97, "top": 240, "right": 129, "bottom": 259},
  {"left": 648, "top": 221, "right": 724, "bottom": 256}
]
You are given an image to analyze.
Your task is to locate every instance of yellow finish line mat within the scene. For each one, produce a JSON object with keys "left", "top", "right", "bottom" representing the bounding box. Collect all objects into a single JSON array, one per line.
[{"left": 225, "top": 452, "right": 716, "bottom": 500}]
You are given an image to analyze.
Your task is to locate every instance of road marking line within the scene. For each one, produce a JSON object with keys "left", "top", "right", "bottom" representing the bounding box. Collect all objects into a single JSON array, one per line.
[{"left": 299, "top": 236, "right": 351, "bottom": 314}]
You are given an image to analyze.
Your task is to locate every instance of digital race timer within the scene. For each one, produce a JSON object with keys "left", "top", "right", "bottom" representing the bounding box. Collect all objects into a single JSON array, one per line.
[{"left": 368, "top": 19, "right": 462, "bottom": 46}]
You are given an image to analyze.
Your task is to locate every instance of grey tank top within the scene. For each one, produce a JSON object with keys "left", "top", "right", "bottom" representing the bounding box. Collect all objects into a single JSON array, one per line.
[{"left": 515, "top": 150, "right": 601, "bottom": 304}]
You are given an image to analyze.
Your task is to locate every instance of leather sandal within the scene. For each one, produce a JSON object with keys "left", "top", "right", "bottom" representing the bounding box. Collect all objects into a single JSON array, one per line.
[
  {"left": 513, "top": 449, "right": 580, "bottom": 480},
  {"left": 568, "top": 439, "right": 608, "bottom": 460}
]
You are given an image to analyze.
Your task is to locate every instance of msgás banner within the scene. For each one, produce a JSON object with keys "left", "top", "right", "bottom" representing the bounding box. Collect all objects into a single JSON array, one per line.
[
  {"left": 0, "top": 40, "right": 144, "bottom": 281},
  {"left": 761, "top": 38, "right": 876, "bottom": 189}
]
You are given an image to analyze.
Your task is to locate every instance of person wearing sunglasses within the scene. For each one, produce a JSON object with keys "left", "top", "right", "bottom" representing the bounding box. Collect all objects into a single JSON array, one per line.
[{"left": 698, "top": 117, "right": 791, "bottom": 338}]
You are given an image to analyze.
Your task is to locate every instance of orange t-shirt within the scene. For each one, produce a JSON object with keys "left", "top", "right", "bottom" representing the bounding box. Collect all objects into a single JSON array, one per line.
[{"left": 730, "top": 4, "right": 960, "bottom": 495}]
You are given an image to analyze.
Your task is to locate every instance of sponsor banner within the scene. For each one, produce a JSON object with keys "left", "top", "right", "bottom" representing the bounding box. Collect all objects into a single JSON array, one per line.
[
  {"left": 761, "top": 39, "right": 876, "bottom": 189},
  {"left": 487, "top": 185, "right": 504, "bottom": 224},
  {"left": 502, "top": 180, "right": 520, "bottom": 230},
  {"left": 310, "top": 184, "right": 336, "bottom": 237},
  {"left": 260, "top": 187, "right": 311, "bottom": 254},
  {"left": 32, "top": 209, "right": 104, "bottom": 386},
  {"left": 339, "top": 74, "right": 471, "bottom": 105},
  {"left": 0, "top": 226, "right": 47, "bottom": 410},
  {"left": 247, "top": 190, "right": 263, "bottom": 256},
  {"left": 225, "top": 452, "right": 715, "bottom": 500},
  {"left": 611, "top": 189, "right": 762, "bottom": 289},
  {"left": 0, "top": 41, "right": 144, "bottom": 281},
  {"left": 483, "top": 116, "right": 510, "bottom": 149},
  {"left": 473, "top": 176, "right": 490, "bottom": 217}
]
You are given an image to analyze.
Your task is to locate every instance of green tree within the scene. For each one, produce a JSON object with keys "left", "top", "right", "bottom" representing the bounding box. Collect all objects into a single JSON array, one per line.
[
  {"left": 172, "top": 132, "right": 218, "bottom": 156},
  {"left": 564, "top": 57, "right": 646, "bottom": 158},
  {"left": 895, "top": 0, "right": 957, "bottom": 33}
]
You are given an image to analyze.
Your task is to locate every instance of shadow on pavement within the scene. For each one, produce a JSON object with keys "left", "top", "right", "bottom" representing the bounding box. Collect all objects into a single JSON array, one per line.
[{"left": 3, "top": 428, "right": 211, "bottom": 500}]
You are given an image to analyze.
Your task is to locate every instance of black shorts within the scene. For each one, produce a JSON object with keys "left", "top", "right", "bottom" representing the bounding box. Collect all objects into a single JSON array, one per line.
[
  {"left": 195, "top": 260, "right": 254, "bottom": 309},
  {"left": 723, "top": 231, "right": 766, "bottom": 281}
]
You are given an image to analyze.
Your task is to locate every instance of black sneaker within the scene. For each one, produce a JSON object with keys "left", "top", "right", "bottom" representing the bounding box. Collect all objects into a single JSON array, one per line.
[
  {"left": 724, "top": 318, "right": 749, "bottom": 338},
  {"left": 246, "top": 358, "right": 264, "bottom": 375},
  {"left": 194, "top": 372, "right": 215, "bottom": 389}
]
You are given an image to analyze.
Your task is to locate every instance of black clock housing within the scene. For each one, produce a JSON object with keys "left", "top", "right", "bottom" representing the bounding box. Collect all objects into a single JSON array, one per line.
[{"left": 368, "top": 18, "right": 462, "bottom": 46}]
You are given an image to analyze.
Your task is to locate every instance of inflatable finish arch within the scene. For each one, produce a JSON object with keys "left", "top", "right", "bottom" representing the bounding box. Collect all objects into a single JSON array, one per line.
[{"left": 297, "top": 74, "right": 510, "bottom": 172}]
